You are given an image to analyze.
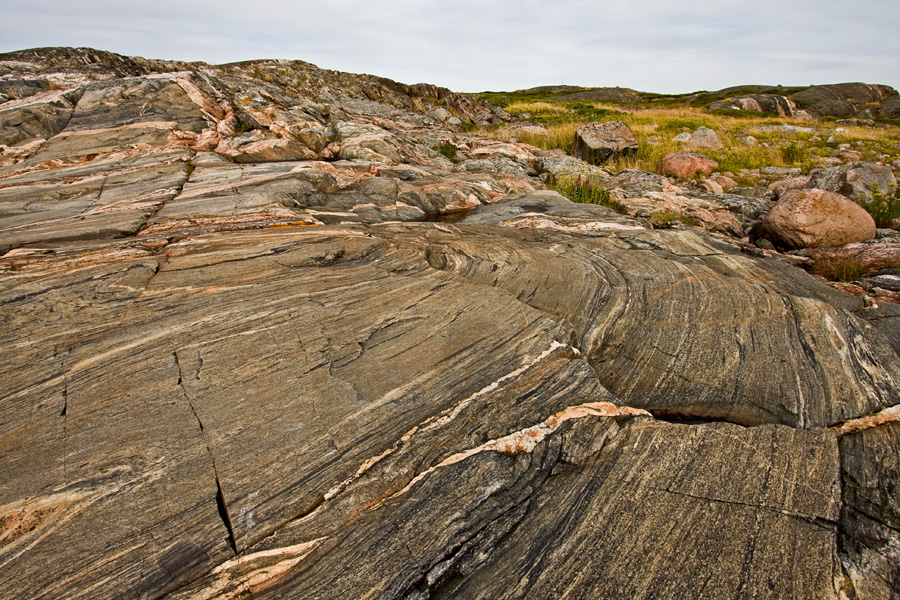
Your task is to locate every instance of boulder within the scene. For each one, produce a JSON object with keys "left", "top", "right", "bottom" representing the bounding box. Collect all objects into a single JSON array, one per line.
[
  {"left": 660, "top": 152, "right": 719, "bottom": 178},
  {"left": 710, "top": 174, "right": 739, "bottom": 191},
  {"left": 696, "top": 178, "right": 723, "bottom": 194},
  {"left": 807, "top": 162, "right": 898, "bottom": 204},
  {"left": 768, "top": 175, "right": 811, "bottom": 197},
  {"left": 570, "top": 121, "right": 638, "bottom": 164},
  {"left": 681, "top": 126, "right": 724, "bottom": 150},
  {"left": 761, "top": 188, "right": 876, "bottom": 249}
]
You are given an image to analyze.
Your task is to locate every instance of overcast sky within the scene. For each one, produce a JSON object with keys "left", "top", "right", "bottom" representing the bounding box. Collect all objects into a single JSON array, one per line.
[{"left": 2, "top": 1, "right": 898, "bottom": 94}]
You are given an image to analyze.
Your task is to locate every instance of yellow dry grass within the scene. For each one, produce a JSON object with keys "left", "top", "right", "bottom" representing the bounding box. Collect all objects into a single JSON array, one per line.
[{"left": 483, "top": 101, "right": 900, "bottom": 178}]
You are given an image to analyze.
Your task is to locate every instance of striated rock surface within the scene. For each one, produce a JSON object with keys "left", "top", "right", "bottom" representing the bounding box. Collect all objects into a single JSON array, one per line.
[{"left": 1, "top": 47, "right": 900, "bottom": 600}]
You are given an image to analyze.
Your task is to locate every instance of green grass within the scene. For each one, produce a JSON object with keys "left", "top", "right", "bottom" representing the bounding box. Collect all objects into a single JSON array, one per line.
[
  {"left": 810, "top": 256, "right": 872, "bottom": 282},
  {"left": 436, "top": 142, "right": 457, "bottom": 160},
  {"left": 549, "top": 174, "right": 626, "bottom": 212},
  {"left": 474, "top": 90, "right": 900, "bottom": 179},
  {"left": 866, "top": 184, "right": 900, "bottom": 228}
]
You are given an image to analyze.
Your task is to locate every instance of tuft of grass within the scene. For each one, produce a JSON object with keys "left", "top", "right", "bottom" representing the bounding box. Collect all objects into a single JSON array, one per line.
[
  {"left": 649, "top": 211, "right": 690, "bottom": 228},
  {"left": 781, "top": 141, "right": 805, "bottom": 165},
  {"left": 549, "top": 174, "right": 626, "bottom": 212},
  {"left": 436, "top": 142, "right": 457, "bottom": 160},
  {"left": 810, "top": 256, "right": 871, "bottom": 282},
  {"left": 865, "top": 184, "right": 900, "bottom": 229}
]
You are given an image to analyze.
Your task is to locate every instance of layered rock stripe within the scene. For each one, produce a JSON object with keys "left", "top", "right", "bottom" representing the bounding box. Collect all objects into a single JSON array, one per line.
[{"left": 1, "top": 47, "right": 899, "bottom": 599}]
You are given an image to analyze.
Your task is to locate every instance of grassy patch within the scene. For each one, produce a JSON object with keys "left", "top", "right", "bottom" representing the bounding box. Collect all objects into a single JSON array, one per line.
[
  {"left": 810, "top": 256, "right": 872, "bottom": 282},
  {"left": 549, "top": 175, "right": 626, "bottom": 212},
  {"left": 865, "top": 184, "right": 900, "bottom": 228},
  {"left": 649, "top": 211, "right": 690, "bottom": 228},
  {"left": 473, "top": 92, "right": 900, "bottom": 177},
  {"left": 436, "top": 142, "right": 457, "bottom": 160}
]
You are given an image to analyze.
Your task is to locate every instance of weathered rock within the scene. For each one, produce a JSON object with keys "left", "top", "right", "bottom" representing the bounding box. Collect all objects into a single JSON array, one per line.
[
  {"left": 0, "top": 88, "right": 82, "bottom": 146},
  {"left": 215, "top": 135, "right": 319, "bottom": 163},
  {"left": 679, "top": 126, "right": 724, "bottom": 150},
  {"left": 659, "top": 151, "right": 718, "bottom": 178},
  {"left": 838, "top": 421, "right": 900, "bottom": 597},
  {"left": 709, "top": 94, "right": 797, "bottom": 117},
  {"left": 570, "top": 121, "right": 638, "bottom": 164},
  {"left": 791, "top": 83, "right": 897, "bottom": 117},
  {"left": 2, "top": 47, "right": 900, "bottom": 600},
  {"left": 879, "top": 94, "right": 900, "bottom": 119},
  {"left": 769, "top": 175, "right": 811, "bottom": 197},
  {"left": 761, "top": 188, "right": 877, "bottom": 249},
  {"left": 807, "top": 161, "right": 898, "bottom": 204},
  {"left": 710, "top": 174, "right": 738, "bottom": 191},
  {"left": 696, "top": 178, "right": 723, "bottom": 194}
]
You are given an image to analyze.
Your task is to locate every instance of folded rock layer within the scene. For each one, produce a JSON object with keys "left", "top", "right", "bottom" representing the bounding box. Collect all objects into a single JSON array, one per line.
[{"left": 1, "top": 47, "right": 899, "bottom": 599}]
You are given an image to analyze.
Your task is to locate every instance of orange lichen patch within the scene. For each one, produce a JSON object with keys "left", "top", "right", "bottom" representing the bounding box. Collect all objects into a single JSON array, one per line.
[{"left": 0, "top": 492, "right": 88, "bottom": 549}]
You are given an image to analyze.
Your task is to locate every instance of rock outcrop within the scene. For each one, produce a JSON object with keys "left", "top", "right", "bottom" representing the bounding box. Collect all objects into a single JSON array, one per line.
[
  {"left": 1, "top": 47, "right": 899, "bottom": 600},
  {"left": 791, "top": 83, "right": 898, "bottom": 118},
  {"left": 807, "top": 161, "right": 898, "bottom": 204},
  {"left": 709, "top": 94, "right": 798, "bottom": 117}
]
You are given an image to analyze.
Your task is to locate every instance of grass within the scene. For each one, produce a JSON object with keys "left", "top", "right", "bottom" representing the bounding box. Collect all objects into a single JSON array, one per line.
[
  {"left": 549, "top": 174, "right": 627, "bottom": 212},
  {"left": 809, "top": 256, "right": 872, "bottom": 282},
  {"left": 436, "top": 142, "right": 457, "bottom": 160},
  {"left": 866, "top": 184, "right": 900, "bottom": 228},
  {"left": 649, "top": 211, "right": 693, "bottom": 228},
  {"left": 476, "top": 97, "right": 900, "bottom": 179}
]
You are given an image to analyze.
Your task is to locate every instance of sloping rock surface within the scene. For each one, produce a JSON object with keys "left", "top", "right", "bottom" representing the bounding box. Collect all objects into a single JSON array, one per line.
[{"left": 1, "top": 48, "right": 900, "bottom": 600}]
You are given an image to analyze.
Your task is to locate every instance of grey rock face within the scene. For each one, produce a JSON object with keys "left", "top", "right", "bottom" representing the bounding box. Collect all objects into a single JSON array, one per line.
[
  {"left": 791, "top": 83, "right": 898, "bottom": 117},
  {"left": 709, "top": 94, "right": 797, "bottom": 116},
  {"left": 807, "top": 161, "right": 898, "bottom": 204},
  {"left": 570, "top": 121, "right": 638, "bottom": 164},
  {"left": 1, "top": 47, "right": 899, "bottom": 600}
]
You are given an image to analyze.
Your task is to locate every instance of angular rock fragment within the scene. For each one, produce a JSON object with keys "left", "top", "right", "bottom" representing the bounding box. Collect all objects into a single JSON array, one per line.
[{"left": 570, "top": 121, "right": 638, "bottom": 164}]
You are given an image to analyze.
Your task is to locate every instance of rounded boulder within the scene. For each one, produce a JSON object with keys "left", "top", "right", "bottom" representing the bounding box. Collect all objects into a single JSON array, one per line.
[{"left": 761, "top": 188, "right": 876, "bottom": 249}]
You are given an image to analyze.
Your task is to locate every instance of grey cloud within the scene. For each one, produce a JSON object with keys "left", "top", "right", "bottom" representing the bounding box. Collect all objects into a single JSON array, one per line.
[{"left": 1, "top": 0, "right": 898, "bottom": 93}]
